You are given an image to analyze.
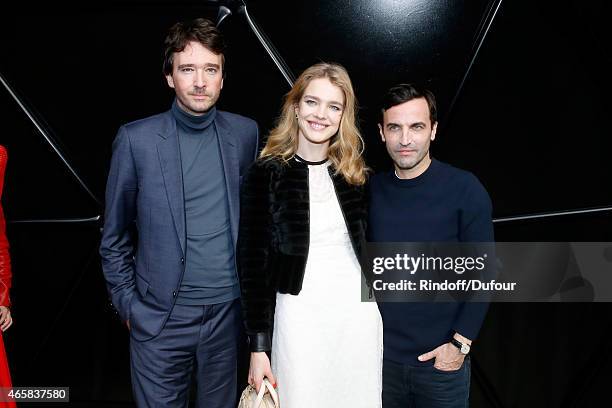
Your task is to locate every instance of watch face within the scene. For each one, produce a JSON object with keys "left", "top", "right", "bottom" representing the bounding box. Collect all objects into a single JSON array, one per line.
[{"left": 461, "top": 344, "right": 470, "bottom": 354}]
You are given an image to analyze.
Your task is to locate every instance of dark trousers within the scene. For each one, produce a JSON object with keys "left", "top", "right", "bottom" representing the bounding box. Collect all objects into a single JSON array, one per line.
[
  {"left": 382, "top": 357, "right": 471, "bottom": 408},
  {"left": 130, "top": 299, "right": 242, "bottom": 408}
]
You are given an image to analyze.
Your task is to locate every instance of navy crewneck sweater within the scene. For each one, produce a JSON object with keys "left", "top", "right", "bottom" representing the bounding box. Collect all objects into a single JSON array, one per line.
[{"left": 368, "top": 158, "right": 494, "bottom": 365}]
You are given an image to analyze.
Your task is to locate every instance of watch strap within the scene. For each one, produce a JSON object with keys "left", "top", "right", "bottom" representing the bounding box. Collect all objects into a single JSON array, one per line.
[{"left": 450, "top": 338, "right": 470, "bottom": 354}]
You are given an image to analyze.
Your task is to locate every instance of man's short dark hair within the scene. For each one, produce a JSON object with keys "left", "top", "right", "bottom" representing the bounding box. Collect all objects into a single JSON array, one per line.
[
  {"left": 162, "top": 18, "right": 226, "bottom": 76},
  {"left": 381, "top": 84, "right": 437, "bottom": 125}
]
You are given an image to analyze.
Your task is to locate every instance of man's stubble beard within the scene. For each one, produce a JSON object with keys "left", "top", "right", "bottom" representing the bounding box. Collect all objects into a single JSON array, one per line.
[
  {"left": 179, "top": 93, "right": 218, "bottom": 115},
  {"left": 392, "top": 149, "right": 428, "bottom": 171}
]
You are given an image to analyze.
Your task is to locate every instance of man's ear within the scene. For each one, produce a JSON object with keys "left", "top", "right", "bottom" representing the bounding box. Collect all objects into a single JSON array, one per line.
[
  {"left": 378, "top": 123, "right": 386, "bottom": 142},
  {"left": 166, "top": 74, "right": 175, "bottom": 89},
  {"left": 430, "top": 122, "right": 438, "bottom": 141}
]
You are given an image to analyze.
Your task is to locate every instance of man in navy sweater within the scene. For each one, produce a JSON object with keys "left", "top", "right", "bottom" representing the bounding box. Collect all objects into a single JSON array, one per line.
[{"left": 368, "top": 84, "right": 494, "bottom": 408}]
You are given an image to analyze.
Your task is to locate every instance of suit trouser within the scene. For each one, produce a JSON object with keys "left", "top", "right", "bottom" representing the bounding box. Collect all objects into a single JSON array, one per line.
[
  {"left": 382, "top": 357, "right": 471, "bottom": 408},
  {"left": 130, "top": 298, "right": 242, "bottom": 408}
]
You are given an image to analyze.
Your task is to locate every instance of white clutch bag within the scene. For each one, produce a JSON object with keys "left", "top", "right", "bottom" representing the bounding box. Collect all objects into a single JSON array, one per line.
[{"left": 238, "top": 378, "right": 280, "bottom": 408}]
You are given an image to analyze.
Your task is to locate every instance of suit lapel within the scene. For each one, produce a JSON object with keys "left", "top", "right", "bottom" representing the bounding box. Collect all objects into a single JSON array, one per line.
[
  {"left": 215, "top": 113, "right": 240, "bottom": 248},
  {"left": 156, "top": 113, "right": 186, "bottom": 255}
]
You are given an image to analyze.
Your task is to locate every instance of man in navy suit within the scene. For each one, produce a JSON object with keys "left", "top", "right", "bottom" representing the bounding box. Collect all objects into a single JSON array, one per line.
[{"left": 100, "top": 18, "right": 258, "bottom": 407}]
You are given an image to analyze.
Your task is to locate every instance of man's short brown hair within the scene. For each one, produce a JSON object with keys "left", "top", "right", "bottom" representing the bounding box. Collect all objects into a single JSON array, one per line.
[{"left": 162, "top": 18, "right": 225, "bottom": 76}]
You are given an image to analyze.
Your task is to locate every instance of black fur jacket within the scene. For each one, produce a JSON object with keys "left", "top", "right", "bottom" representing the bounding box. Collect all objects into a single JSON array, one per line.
[{"left": 238, "top": 156, "right": 368, "bottom": 352}]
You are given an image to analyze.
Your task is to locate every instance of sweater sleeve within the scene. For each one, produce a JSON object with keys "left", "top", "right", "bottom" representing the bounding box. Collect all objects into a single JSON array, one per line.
[
  {"left": 453, "top": 174, "right": 494, "bottom": 340},
  {"left": 238, "top": 161, "right": 276, "bottom": 352}
]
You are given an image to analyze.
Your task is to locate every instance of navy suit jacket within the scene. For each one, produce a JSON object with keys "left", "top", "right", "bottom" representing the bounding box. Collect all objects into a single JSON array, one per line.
[{"left": 100, "top": 109, "right": 258, "bottom": 341}]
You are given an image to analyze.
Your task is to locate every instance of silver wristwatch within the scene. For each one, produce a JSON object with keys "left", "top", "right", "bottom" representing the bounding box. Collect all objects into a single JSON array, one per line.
[{"left": 450, "top": 338, "right": 471, "bottom": 355}]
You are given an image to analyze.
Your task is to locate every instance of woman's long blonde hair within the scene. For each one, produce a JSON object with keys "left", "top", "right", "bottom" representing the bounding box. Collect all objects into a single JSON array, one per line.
[{"left": 260, "top": 62, "right": 367, "bottom": 185}]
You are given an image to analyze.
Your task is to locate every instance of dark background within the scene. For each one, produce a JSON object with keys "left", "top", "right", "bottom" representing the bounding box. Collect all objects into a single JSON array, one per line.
[{"left": 0, "top": 0, "right": 611, "bottom": 406}]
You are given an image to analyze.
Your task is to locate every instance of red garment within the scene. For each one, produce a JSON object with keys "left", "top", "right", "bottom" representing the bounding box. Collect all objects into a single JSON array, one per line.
[
  {"left": 0, "top": 145, "right": 10, "bottom": 307},
  {"left": 0, "top": 146, "right": 15, "bottom": 407},
  {"left": 0, "top": 331, "right": 15, "bottom": 407}
]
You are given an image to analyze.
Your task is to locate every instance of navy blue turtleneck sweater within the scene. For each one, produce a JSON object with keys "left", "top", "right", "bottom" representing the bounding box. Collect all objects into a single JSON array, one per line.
[
  {"left": 368, "top": 158, "right": 494, "bottom": 365},
  {"left": 172, "top": 100, "right": 239, "bottom": 305}
]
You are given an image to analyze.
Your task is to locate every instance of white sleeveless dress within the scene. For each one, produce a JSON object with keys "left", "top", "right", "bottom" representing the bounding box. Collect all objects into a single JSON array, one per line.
[{"left": 271, "top": 162, "right": 383, "bottom": 407}]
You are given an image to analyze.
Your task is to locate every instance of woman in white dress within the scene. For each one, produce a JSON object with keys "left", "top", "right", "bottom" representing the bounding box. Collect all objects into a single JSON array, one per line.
[{"left": 239, "top": 62, "right": 382, "bottom": 407}]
